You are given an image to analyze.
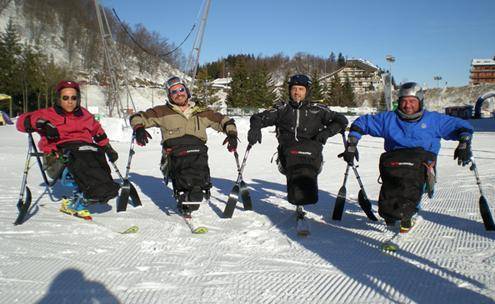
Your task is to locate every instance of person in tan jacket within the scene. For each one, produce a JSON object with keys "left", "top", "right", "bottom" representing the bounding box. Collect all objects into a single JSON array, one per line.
[{"left": 129, "top": 76, "right": 238, "bottom": 215}]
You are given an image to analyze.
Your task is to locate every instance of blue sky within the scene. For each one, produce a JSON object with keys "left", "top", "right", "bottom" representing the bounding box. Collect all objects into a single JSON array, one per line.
[{"left": 102, "top": 0, "right": 495, "bottom": 88}]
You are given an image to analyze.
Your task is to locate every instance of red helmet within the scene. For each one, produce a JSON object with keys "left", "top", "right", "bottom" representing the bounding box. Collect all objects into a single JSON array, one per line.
[{"left": 55, "top": 80, "right": 80, "bottom": 93}]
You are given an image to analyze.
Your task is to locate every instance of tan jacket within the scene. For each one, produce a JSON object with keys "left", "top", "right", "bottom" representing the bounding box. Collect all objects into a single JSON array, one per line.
[{"left": 130, "top": 102, "right": 237, "bottom": 144}]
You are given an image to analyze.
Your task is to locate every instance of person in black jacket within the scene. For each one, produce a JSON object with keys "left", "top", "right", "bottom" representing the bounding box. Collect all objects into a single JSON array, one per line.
[{"left": 247, "top": 74, "right": 348, "bottom": 213}]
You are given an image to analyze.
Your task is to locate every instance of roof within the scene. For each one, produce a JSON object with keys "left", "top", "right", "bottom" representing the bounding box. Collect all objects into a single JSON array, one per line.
[
  {"left": 0, "top": 94, "right": 12, "bottom": 101},
  {"left": 472, "top": 59, "right": 495, "bottom": 66},
  {"left": 345, "top": 59, "right": 379, "bottom": 72},
  {"left": 211, "top": 78, "right": 232, "bottom": 85}
]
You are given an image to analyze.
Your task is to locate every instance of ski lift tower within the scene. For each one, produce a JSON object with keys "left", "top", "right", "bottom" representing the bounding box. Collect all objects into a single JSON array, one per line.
[
  {"left": 383, "top": 55, "right": 395, "bottom": 111},
  {"left": 185, "top": 0, "right": 212, "bottom": 90},
  {"left": 94, "top": 0, "right": 136, "bottom": 118}
]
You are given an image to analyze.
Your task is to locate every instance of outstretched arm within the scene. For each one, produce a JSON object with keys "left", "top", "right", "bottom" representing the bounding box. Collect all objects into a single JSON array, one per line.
[
  {"left": 348, "top": 112, "right": 387, "bottom": 140},
  {"left": 321, "top": 107, "right": 349, "bottom": 137},
  {"left": 436, "top": 113, "right": 474, "bottom": 166},
  {"left": 247, "top": 104, "right": 282, "bottom": 146}
]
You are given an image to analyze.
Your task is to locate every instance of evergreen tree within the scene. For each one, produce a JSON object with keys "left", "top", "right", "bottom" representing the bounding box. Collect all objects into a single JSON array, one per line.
[
  {"left": 309, "top": 70, "right": 325, "bottom": 102},
  {"left": 226, "top": 61, "right": 249, "bottom": 108},
  {"left": 342, "top": 77, "right": 355, "bottom": 107},
  {"left": 337, "top": 52, "right": 346, "bottom": 68},
  {"left": 329, "top": 52, "right": 336, "bottom": 63},
  {"left": 192, "top": 69, "right": 219, "bottom": 106},
  {"left": 277, "top": 70, "right": 291, "bottom": 102},
  {"left": 328, "top": 76, "right": 344, "bottom": 106},
  {"left": 0, "top": 19, "right": 22, "bottom": 114},
  {"left": 327, "top": 51, "right": 337, "bottom": 73},
  {"left": 19, "top": 44, "right": 46, "bottom": 112},
  {"left": 251, "top": 67, "right": 276, "bottom": 108}
]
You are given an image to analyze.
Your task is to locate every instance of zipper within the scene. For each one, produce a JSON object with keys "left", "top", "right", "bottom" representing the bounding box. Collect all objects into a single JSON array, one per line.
[
  {"left": 295, "top": 106, "right": 300, "bottom": 142},
  {"left": 196, "top": 116, "right": 200, "bottom": 131}
]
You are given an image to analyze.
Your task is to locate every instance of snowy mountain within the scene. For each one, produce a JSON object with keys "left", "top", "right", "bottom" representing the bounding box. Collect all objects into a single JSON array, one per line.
[{"left": 0, "top": 0, "right": 187, "bottom": 88}]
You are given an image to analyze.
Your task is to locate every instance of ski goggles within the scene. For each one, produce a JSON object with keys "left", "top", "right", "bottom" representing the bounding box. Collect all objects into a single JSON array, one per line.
[{"left": 61, "top": 95, "right": 78, "bottom": 101}]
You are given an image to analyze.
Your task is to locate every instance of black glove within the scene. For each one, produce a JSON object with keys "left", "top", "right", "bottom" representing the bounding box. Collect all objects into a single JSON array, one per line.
[
  {"left": 338, "top": 136, "right": 359, "bottom": 165},
  {"left": 454, "top": 135, "right": 472, "bottom": 166},
  {"left": 223, "top": 132, "right": 238, "bottom": 152},
  {"left": 247, "top": 128, "right": 262, "bottom": 146},
  {"left": 36, "top": 119, "right": 59, "bottom": 141},
  {"left": 134, "top": 126, "right": 152, "bottom": 146},
  {"left": 23, "top": 115, "right": 35, "bottom": 132},
  {"left": 314, "top": 129, "right": 332, "bottom": 144},
  {"left": 105, "top": 144, "right": 118, "bottom": 163}
]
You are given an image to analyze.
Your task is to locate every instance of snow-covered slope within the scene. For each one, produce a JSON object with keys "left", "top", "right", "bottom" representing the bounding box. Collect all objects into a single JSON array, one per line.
[
  {"left": 0, "top": 0, "right": 186, "bottom": 90},
  {"left": 1, "top": 117, "right": 495, "bottom": 303}
]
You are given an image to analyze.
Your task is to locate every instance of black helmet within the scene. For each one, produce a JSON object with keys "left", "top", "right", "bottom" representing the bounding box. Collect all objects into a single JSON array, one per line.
[
  {"left": 288, "top": 74, "right": 312, "bottom": 91},
  {"left": 165, "top": 76, "right": 191, "bottom": 99}
]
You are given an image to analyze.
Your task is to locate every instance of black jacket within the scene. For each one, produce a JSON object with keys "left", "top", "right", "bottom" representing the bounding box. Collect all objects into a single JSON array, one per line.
[{"left": 250, "top": 100, "right": 348, "bottom": 146}]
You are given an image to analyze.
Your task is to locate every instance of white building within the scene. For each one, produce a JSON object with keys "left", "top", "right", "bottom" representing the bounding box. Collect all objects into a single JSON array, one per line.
[{"left": 320, "top": 59, "right": 383, "bottom": 94}]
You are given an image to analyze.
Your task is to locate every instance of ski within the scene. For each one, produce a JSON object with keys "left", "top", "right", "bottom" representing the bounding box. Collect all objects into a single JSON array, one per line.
[
  {"left": 167, "top": 199, "right": 209, "bottom": 234},
  {"left": 296, "top": 206, "right": 310, "bottom": 236},
  {"left": 118, "top": 225, "right": 139, "bottom": 234},
  {"left": 116, "top": 179, "right": 142, "bottom": 212},
  {"left": 14, "top": 186, "right": 32, "bottom": 225},
  {"left": 115, "top": 135, "right": 142, "bottom": 212},
  {"left": 357, "top": 189, "right": 378, "bottom": 221},
  {"left": 223, "top": 184, "right": 240, "bottom": 218},
  {"left": 382, "top": 216, "right": 422, "bottom": 252},
  {"left": 470, "top": 159, "right": 495, "bottom": 231},
  {"left": 223, "top": 147, "right": 252, "bottom": 218},
  {"left": 239, "top": 180, "right": 252, "bottom": 210},
  {"left": 117, "top": 180, "right": 131, "bottom": 212},
  {"left": 332, "top": 164, "right": 349, "bottom": 220},
  {"left": 382, "top": 232, "right": 400, "bottom": 252},
  {"left": 352, "top": 166, "right": 378, "bottom": 221},
  {"left": 181, "top": 213, "right": 208, "bottom": 234},
  {"left": 55, "top": 199, "right": 139, "bottom": 234}
]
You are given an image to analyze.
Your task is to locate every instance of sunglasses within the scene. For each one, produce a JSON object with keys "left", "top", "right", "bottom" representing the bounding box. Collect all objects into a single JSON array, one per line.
[
  {"left": 170, "top": 87, "right": 186, "bottom": 95},
  {"left": 62, "top": 95, "right": 78, "bottom": 101}
]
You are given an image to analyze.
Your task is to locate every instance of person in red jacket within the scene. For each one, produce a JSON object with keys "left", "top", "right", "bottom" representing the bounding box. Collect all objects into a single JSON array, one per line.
[{"left": 16, "top": 80, "right": 120, "bottom": 216}]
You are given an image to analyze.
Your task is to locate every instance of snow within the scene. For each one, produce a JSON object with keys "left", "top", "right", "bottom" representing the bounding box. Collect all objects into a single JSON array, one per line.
[{"left": 1, "top": 117, "right": 495, "bottom": 303}]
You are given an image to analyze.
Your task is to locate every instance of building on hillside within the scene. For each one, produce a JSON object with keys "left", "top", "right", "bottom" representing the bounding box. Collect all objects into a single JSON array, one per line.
[
  {"left": 470, "top": 58, "right": 495, "bottom": 85},
  {"left": 210, "top": 77, "right": 232, "bottom": 89},
  {"left": 320, "top": 59, "right": 383, "bottom": 94}
]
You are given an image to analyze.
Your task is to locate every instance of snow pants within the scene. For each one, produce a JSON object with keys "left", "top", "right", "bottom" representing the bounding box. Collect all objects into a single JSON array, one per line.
[
  {"left": 278, "top": 141, "right": 323, "bottom": 205},
  {"left": 163, "top": 140, "right": 211, "bottom": 203},
  {"left": 61, "top": 142, "right": 120, "bottom": 203},
  {"left": 378, "top": 148, "right": 436, "bottom": 221}
]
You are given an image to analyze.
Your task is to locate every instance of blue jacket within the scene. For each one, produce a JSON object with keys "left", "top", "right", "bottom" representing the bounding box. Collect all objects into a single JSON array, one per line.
[{"left": 349, "top": 110, "right": 473, "bottom": 155}]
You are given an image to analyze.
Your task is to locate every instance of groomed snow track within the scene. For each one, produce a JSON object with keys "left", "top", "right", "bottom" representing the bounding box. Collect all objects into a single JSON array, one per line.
[{"left": 0, "top": 118, "right": 494, "bottom": 304}]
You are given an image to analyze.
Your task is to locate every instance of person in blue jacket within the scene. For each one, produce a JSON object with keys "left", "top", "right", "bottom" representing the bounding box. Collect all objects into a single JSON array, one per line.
[{"left": 339, "top": 82, "right": 473, "bottom": 232}]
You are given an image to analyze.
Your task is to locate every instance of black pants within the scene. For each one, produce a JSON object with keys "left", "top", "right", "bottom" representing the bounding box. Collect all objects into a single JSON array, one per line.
[
  {"left": 162, "top": 141, "right": 211, "bottom": 204},
  {"left": 278, "top": 140, "right": 323, "bottom": 205},
  {"left": 378, "top": 148, "right": 436, "bottom": 221},
  {"left": 61, "top": 142, "right": 120, "bottom": 203}
]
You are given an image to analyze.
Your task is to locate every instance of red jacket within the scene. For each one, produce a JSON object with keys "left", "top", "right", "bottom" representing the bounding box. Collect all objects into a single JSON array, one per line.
[{"left": 16, "top": 106, "right": 109, "bottom": 153}]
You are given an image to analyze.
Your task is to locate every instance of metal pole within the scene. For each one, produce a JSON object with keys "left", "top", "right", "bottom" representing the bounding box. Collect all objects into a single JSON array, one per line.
[{"left": 186, "top": 0, "right": 212, "bottom": 89}]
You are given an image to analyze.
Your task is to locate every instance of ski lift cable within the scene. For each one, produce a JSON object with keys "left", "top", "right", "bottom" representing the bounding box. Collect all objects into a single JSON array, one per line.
[{"left": 112, "top": 8, "right": 196, "bottom": 59}]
